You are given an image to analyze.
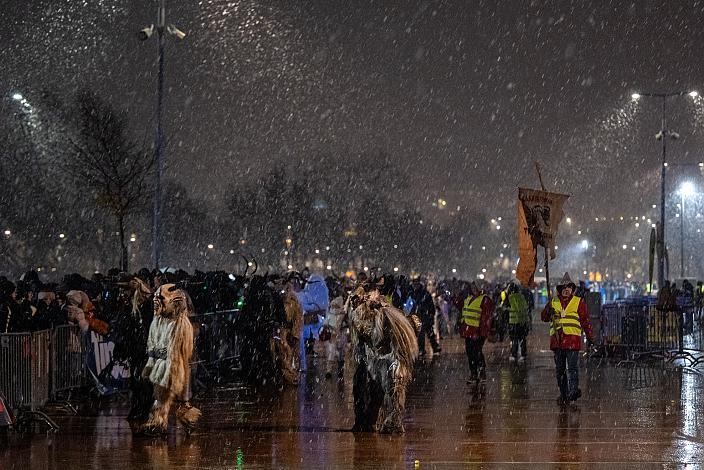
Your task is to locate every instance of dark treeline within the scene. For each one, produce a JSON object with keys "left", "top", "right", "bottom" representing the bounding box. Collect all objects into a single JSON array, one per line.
[{"left": 1, "top": 90, "right": 500, "bottom": 278}]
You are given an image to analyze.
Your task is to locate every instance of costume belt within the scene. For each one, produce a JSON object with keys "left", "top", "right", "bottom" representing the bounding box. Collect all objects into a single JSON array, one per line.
[{"left": 147, "top": 347, "right": 168, "bottom": 360}]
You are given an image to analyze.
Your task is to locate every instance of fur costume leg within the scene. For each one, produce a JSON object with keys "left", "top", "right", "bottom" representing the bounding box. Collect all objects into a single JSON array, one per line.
[
  {"left": 272, "top": 330, "right": 299, "bottom": 385},
  {"left": 377, "top": 373, "right": 409, "bottom": 434},
  {"left": 352, "top": 361, "right": 371, "bottom": 431},
  {"left": 143, "top": 385, "right": 173, "bottom": 435},
  {"left": 352, "top": 361, "right": 384, "bottom": 432}
]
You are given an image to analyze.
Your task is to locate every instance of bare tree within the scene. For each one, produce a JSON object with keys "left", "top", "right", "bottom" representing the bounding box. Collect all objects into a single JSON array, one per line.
[{"left": 66, "top": 91, "right": 154, "bottom": 272}]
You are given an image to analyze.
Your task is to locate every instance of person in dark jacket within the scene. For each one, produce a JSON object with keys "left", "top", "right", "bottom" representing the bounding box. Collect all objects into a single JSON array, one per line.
[
  {"left": 410, "top": 277, "right": 441, "bottom": 356},
  {"left": 541, "top": 272, "right": 594, "bottom": 405},
  {"left": 0, "top": 280, "right": 28, "bottom": 333}
]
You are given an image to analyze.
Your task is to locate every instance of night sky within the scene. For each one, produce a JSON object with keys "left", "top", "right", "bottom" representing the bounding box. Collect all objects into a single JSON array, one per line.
[{"left": 3, "top": 0, "right": 704, "bottom": 225}]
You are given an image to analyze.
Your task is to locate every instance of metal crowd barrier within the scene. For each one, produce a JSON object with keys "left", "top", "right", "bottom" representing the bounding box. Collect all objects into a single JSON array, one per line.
[
  {"left": 52, "top": 325, "right": 85, "bottom": 399},
  {"left": 599, "top": 303, "right": 702, "bottom": 364},
  {"left": 0, "top": 329, "right": 58, "bottom": 431},
  {"left": 0, "top": 308, "right": 242, "bottom": 430},
  {"left": 190, "top": 309, "right": 241, "bottom": 384}
]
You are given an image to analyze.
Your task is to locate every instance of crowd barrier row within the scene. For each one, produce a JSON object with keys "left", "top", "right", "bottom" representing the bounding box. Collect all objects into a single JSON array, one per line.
[
  {"left": 597, "top": 303, "right": 704, "bottom": 364},
  {"left": 0, "top": 309, "right": 242, "bottom": 429}
]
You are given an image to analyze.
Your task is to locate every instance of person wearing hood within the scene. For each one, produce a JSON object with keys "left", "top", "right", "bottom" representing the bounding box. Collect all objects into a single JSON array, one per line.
[
  {"left": 507, "top": 282, "right": 530, "bottom": 362},
  {"left": 541, "top": 272, "right": 594, "bottom": 405},
  {"left": 294, "top": 273, "right": 329, "bottom": 372}
]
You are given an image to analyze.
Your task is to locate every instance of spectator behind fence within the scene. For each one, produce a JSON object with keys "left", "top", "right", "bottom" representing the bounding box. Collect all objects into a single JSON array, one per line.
[
  {"left": 33, "top": 286, "right": 68, "bottom": 331},
  {"left": 0, "top": 279, "right": 30, "bottom": 333}
]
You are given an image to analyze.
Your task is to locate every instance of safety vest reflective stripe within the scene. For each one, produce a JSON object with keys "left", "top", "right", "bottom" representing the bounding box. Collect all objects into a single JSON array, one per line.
[
  {"left": 550, "top": 296, "right": 583, "bottom": 336},
  {"left": 462, "top": 294, "right": 484, "bottom": 328}
]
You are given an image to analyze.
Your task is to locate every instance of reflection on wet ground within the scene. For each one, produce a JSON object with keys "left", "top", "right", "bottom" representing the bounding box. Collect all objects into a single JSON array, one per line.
[{"left": 2, "top": 331, "right": 704, "bottom": 468}]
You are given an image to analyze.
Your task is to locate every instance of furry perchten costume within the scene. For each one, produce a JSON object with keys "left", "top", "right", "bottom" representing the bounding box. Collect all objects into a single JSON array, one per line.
[
  {"left": 274, "top": 288, "right": 304, "bottom": 384},
  {"left": 347, "top": 285, "right": 418, "bottom": 434},
  {"left": 238, "top": 275, "right": 303, "bottom": 386},
  {"left": 141, "top": 284, "right": 201, "bottom": 435}
]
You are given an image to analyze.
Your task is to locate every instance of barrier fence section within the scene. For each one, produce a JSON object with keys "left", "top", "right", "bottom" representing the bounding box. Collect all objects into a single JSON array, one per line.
[
  {"left": 191, "top": 309, "right": 241, "bottom": 376},
  {"left": 599, "top": 303, "right": 702, "bottom": 361},
  {"left": 0, "top": 330, "right": 52, "bottom": 412},
  {"left": 51, "top": 325, "right": 86, "bottom": 398},
  {"left": 1, "top": 308, "right": 242, "bottom": 417}
]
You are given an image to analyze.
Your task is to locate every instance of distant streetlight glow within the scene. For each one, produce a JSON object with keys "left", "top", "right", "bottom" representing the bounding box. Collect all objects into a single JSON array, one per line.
[
  {"left": 59, "top": 233, "right": 65, "bottom": 239},
  {"left": 581, "top": 239, "right": 589, "bottom": 250},
  {"left": 689, "top": 91, "right": 699, "bottom": 98},
  {"left": 680, "top": 181, "right": 696, "bottom": 198},
  {"left": 207, "top": 244, "right": 214, "bottom": 249},
  {"left": 631, "top": 93, "right": 641, "bottom": 100},
  {"left": 11, "top": 93, "right": 23, "bottom": 101},
  {"left": 3, "top": 230, "right": 10, "bottom": 236}
]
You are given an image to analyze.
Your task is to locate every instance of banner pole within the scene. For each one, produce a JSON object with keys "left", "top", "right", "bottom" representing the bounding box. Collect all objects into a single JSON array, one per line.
[{"left": 534, "top": 161, "right": 561, "bottom": 339}]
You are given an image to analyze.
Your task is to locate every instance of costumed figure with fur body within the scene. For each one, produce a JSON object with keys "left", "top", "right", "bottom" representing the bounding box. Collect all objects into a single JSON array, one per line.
[
  {"left": 238, "top": 275, "right": 303, "bottom": 386},
  {"left": 140, "top": 284, "right": 201, "bottom": 435},
  {"left": 347, "top": 283, "right": 419, "bottom": 434}
]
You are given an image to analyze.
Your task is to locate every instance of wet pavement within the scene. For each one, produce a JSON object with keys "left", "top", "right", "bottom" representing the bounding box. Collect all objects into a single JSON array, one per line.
[{"left": 2, "top": 326, "right": 704, "bottom": 469}]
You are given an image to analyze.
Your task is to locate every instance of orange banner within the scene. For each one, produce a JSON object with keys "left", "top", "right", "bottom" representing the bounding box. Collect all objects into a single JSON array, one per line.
[{"left": 515, "top": 188, "right": 569, "bottom": 287}]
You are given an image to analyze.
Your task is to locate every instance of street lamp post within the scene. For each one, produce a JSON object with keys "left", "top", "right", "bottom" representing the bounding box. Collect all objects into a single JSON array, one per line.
[
  {"left": 139, "top": 0, "right": 186, "bottom": 269},
  {"left": 631, "top": 90, "right": 698, "bottom": 288},
  {"left": 679, "top": 181, "right": 695, "bottom": 278}
]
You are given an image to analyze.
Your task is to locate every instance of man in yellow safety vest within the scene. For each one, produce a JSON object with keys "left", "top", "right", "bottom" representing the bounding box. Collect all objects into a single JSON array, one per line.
[
  {"left": 458, "top": 282, "right": 494, "bottom": 383},
  {"left": 541, "top": 272, "right": 594, "bottom": 405}
]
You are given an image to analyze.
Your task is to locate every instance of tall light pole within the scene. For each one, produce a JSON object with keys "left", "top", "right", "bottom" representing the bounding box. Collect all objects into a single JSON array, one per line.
[
  {"left": 631, "top": 90, "right": 698, "bottom": 288},
  {"left": 678, "top": 181, "right": 696, "bottom": 278},
  {"left": 139, "top": 0, "right": 186, "bottom": 269}
]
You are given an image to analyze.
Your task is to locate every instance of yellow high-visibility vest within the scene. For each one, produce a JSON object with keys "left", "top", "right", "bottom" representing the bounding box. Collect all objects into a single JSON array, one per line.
[
  {"left": 508, "top": 293, "right": 529, "bottom": 325},
  {"left": 462, "top": 294, "right": 485, "bottom": 328},
  {"left": 550, "top": 296, "right": 583, "bottom": 337}
]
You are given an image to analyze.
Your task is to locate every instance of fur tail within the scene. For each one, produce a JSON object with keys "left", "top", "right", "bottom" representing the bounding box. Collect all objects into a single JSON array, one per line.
[{"left": 383, "top": 305, "right": 419, "bottom": 371}]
